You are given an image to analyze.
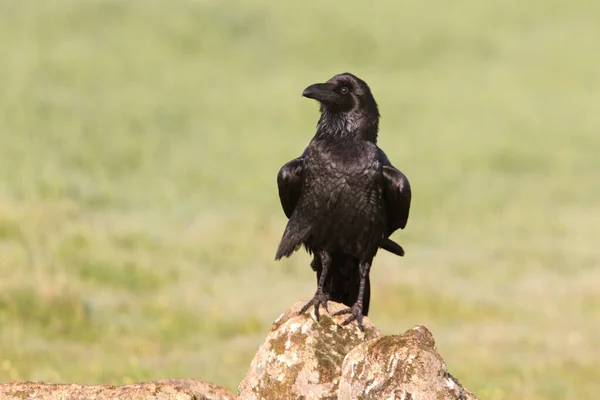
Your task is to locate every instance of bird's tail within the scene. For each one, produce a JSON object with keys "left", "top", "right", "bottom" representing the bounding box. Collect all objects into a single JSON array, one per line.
[
  {"left": 381, "top": 238, "right": 405, "bottom": 257},
  {"left": 275, "top": 221, "right": 309, "bottom": 260},
  {"left": 313, "top": 253, "right": 371, "bottom": 316}
]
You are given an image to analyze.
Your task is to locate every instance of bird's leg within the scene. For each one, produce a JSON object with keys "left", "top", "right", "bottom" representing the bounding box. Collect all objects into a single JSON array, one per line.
[
  {"left": 299, "top": 251, "right": 331, "bottom": 321},
  {"left": 332, "top": 259, "right": 371, "bottom": 331}
]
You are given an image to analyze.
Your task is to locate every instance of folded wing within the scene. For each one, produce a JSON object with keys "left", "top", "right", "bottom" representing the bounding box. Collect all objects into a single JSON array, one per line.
[
  {"left": 277, "top": 157, "right": 304, "bottom": 218},
  {"left": 382, "top": 165, "right": 411, "bottom": 235}
]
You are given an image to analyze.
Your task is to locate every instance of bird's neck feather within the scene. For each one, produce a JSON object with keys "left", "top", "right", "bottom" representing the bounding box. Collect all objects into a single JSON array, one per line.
[{"left": 315, "top": 110, "right": 379, "bottom": 143}]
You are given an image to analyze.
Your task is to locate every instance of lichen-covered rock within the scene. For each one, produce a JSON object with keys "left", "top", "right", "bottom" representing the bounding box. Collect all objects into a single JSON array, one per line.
[
  {"left": 0, "top": 378, "right": 236, "bottom": 400},
  {"left": 237, "top": 300, "right": 381, "bottom": 400},
  {"left": 1, "top": 305, "right": 477, "bottom": 400},
  {"left": 338, "top": 325, "right": 477, "bottom": 400}
]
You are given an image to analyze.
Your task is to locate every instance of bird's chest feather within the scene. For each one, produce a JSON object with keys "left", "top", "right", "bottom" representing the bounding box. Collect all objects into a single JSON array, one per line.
[{"left": 304, "top": 142, "right": 382, "bottom": 215}]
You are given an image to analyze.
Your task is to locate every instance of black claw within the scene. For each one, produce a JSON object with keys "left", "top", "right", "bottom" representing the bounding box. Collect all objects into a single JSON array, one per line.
[
  {"left": 299, "top": 301, "right": 312, "bottom": 315},
  {"left": 341, "top": 313, "right": 364, "bottom": 331},
  {"left": 342, "top": 314, "right": 354, "bottom": 326},
  {"left": 299, "top": 291, "right": 329, "bottom": 321},
  {"left": 332, "top": 303, "right": 365, "bottom": 331},
  {"left": 332, "top": 307, "right": 352, "bottom": 316}
]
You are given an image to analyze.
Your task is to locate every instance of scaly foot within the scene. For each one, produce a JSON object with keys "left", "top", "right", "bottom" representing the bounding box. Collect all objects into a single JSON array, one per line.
[
  {"left": 299, "top": 290, "right": 329, "bottom": 321},
  {"left": 332, "top": 302, "right": 364, "bottom": 331}
]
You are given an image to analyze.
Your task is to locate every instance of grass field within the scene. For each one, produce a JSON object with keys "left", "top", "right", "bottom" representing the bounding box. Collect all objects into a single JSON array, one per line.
[{"left": 0, "top": 1, "right": 599, "bottom": 398}]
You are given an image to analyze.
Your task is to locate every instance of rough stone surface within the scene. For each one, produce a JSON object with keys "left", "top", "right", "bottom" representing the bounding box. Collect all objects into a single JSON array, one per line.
[
  {"left": 338, "top": 325, "right": 477, "bottom": 400},
  {"left": 237, "top": 300, "right": 381, "bottom": 400},
  {"left": 0, "top": 302, "right": 478, "bottom": 400},
  {"left": 0, "top": 378, "right": 236, "bottom": 400}
]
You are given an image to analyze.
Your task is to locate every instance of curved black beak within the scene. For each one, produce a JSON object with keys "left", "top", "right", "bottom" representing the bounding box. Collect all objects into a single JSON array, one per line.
[{"left": 302, "top": 83, "right": 340, "bottom": 104}]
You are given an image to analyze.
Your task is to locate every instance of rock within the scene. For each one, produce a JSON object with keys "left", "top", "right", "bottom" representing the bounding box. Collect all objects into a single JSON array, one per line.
[
  {"left": 237, "top": 300, "right": 381, "bottom": 400},
  {"left": 0, "top": 303, "right": 477, "bottom": 400},
  {"left": 338, "top": 325, "right": 477, "bottom": 400},
  {"left": 0, "top": 378, "right": 236, "bottom": 400}
]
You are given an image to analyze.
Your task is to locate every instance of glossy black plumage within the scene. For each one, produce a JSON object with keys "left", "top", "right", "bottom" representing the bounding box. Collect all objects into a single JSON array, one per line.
[{"left": 275, "top": 73, "right": 411, "bottom": 329}]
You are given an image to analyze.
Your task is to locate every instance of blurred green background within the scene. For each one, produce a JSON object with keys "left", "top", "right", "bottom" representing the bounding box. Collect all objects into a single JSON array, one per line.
[{"left": 0, "top": 1, "right": 599, "bottom": 399}]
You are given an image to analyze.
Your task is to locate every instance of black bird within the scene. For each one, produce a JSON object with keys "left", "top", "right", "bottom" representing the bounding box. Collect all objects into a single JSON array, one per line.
[{"left": 275, "top": 73, "right": 411, "bottom": 330}]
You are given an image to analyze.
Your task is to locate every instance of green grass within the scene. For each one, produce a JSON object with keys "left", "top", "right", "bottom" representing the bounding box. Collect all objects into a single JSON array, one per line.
[{"left": 0, "top": 0, "right": 599, "bottom": 398}]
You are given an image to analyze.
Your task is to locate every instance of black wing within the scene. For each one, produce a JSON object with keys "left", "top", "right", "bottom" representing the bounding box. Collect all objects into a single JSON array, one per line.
[
  {"left": 382, "top": 165, "right": 411, "bottom": 235},
  {"left": 277, "top": 157, "right": 304, "bottom": 218},
  {"left": 376, "top": 147, "right": 411, "bottom": 236}
]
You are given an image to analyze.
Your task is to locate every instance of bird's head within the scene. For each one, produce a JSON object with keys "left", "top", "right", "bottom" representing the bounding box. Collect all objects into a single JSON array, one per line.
[{"left": 302, "top": 73, "right": 380, "bottom": 142}]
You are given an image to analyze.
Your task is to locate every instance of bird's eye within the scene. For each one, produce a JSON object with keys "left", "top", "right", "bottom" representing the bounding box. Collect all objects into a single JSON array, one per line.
[{"left": 340, "top": 86, "right": 349, "bottom": 94}]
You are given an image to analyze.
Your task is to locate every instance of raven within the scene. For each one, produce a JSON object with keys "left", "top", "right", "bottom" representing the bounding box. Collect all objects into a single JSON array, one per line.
[{"left": 275, "top": 73, "right": 411, "bottom": 330}]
